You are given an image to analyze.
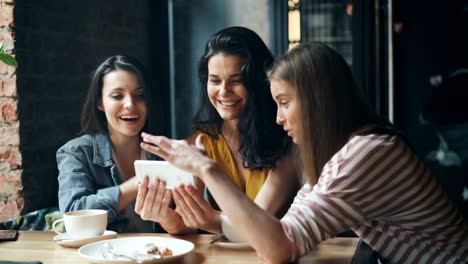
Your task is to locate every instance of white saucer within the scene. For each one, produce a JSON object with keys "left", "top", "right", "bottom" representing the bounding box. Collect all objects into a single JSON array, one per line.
[
  {"left": 53, "top": 230, "right": 118, "bottom": 248},
  {"left": 211, "top": 237, "right": 253, "bottom": 250}
]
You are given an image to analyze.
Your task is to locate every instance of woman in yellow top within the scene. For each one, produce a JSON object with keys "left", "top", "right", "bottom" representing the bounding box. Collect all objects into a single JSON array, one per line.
[{"left": 135, "top": 27, "right": 299, "bottom": 235}]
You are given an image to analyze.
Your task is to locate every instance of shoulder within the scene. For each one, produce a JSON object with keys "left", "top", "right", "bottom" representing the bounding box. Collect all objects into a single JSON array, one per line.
[
  {"left": 341, "top": 133, "right": 405, "bottom": 160},
  {"left": 349, "top": 133, "right": 416, "bottom": 172},
  {"left": 56, "top": 135, "right": 96, "bottom": 168},
  {"left": 317, "top": 133, "right": 410, "bottom": 191},
  {"left": 58, "top": 134, "right": 93, "bottom": 151},
  {"left": 57, "top": 133, "right": 106, "bottom": 154},
  {"left": 335, "top": 133, "right": 409, "bottom": 175},
  {"left": 57, "top": 133, "right": 113, "bottom": 168}
]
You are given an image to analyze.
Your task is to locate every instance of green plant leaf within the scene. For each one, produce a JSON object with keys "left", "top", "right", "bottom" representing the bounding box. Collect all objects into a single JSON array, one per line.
[{"left": 0, "top": 53, "right": 18, "bottom": 68}]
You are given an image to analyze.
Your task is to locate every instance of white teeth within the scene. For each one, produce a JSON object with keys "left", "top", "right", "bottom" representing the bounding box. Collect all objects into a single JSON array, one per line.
[
  {"left": 219, "top": 100, "right": 238, "bottom": 106},
  {"left": 120, "top": 115, "right": 139, "bottom": 120}
]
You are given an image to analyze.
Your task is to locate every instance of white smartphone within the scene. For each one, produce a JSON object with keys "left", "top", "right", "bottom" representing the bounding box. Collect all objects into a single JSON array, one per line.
[{"left": 134, "top": 160, "right": 195, "bottom": 189}]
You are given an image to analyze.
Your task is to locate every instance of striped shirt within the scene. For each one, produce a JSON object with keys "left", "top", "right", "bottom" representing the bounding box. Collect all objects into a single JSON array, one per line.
[{"left": 281, "top": 133, "right": 468, "bottom": 263}]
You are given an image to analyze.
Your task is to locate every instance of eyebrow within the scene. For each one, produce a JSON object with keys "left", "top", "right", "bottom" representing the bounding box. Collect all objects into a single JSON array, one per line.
[
  {"left": 109, "top": 87, "right": 143, "bottom": 92},
  {"left": 274, "top": 93, "right": 289, "bottom": 100},
  {"left": 109, "top": 88, "right": 124, "bottom": 92},
  {"left": 208, "top": 73, "right": 242, "bottom": 78}
]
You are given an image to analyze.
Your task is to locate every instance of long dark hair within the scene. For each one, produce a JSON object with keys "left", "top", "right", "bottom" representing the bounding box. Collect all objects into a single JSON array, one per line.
[
  {"left": 269, "top": 42, "right": 375, "bottom": 183},
  {"left": 80, "top": 55, "right": 156, "bottom": 135},
  {"left": 194, "top": 26, "right": 291, "bottom": 169}
]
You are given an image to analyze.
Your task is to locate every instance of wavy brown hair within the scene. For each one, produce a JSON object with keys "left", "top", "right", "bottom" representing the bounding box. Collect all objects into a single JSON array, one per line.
[{"left": 194, "top": 27, "right": 291, "bottom": 169}]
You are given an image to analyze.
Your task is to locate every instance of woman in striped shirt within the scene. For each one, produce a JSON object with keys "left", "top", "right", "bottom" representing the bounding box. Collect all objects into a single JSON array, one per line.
[{"left": 140, "top": 42, "right": 468, "bottom": 263}]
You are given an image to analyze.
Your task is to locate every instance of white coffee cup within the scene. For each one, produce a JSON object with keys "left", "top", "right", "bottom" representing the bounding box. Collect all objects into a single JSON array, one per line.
[
  {"left": 220, "top": 213, "right": 247, "bottom": 243},
  {"left": 52, "top": 209, "right": 108, "bottom": 238}
]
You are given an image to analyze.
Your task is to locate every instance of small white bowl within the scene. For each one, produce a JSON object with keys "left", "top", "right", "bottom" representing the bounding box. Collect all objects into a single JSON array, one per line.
[{"left": 220, "top": 214, "right": 247, "bottom": 243}]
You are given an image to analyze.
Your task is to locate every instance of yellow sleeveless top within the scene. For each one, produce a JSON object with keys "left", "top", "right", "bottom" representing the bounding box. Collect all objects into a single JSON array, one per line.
[{"left": 197, "top": 131, "right": 269, "bottom": 201}]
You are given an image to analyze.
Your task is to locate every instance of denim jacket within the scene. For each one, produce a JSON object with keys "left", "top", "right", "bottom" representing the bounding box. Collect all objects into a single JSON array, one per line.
[{"left": 57, "top": 133, "right": 157, "bottom": 233}]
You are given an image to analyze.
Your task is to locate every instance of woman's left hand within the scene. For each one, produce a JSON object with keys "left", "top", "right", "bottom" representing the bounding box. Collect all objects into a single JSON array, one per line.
[{"left": 173, "top": 184, "right": 221, "bottom": 234}]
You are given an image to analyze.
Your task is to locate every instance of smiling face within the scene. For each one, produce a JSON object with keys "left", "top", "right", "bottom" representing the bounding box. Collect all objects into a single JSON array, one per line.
[
  {"left": 98, "top": 70, "right": 147, "bottom": 140},
  {"left": 207, "top": 53, "right": 247, "bottom": 123},
  {"left": 270, "top": 78, "right": 302, "bottom": 144}
]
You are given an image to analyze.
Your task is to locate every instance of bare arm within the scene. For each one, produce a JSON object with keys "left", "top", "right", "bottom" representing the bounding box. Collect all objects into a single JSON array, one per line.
[
  {"left": 179, "top": 162, "right": 295, "bottom": 263},
  {"left": 141, "top": 133, "right": 295, "bottom": 263},
  {"left": 180, "top": 132, "right": 298, "bottom": 234},
  {"left": 254, "top": 153, "right": 299, "bottom": 218},
  {"left": 173, "top": 158, "right": 298, "bottom": 237}
]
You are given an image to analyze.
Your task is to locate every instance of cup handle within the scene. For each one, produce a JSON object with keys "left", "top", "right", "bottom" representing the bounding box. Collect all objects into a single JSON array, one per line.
[{"left": 52, "top": 219, "right": 65, "bottom": 234}]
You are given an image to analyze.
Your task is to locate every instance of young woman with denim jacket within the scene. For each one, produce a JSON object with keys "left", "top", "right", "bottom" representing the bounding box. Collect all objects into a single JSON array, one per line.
[{"left": 57, "top": 55, "right": 160, "bottom": 232}]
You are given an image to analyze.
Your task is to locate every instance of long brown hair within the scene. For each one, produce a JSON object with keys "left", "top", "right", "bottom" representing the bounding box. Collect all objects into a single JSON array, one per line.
[
  {"left": 80, "top": 55, "right": 156, "bottom": 135},
  {"left": 268, "top": 42, "right": 372, "bottom": 183}
]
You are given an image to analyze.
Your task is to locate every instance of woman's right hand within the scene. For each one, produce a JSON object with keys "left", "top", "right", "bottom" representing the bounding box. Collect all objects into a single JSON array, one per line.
[
  {"left": 134, "top": 176, "right": 174, "bottom": 223},
  {"left": 135, "top": 176, "right": 195, "bottom": 234}
]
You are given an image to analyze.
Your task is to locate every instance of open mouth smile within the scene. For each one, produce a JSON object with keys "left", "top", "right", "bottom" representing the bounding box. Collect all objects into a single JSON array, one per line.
[
  {"left": 119, "top": 114, "right": 140, "bottom": 121},
  {"left": 218, "top": 100, "right": 241, "bottom": 106}
]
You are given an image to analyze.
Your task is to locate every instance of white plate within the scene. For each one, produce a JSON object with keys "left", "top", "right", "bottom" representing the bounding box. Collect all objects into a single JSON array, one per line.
[
  {"left": 54, "top": 230, "right": 118, "bottom": 248},
  {"left": 78, "top": 236, "right": 194, "bottom": 263},
  {"left": 212, "top": 237, "right": 253, "bottom": 251}
]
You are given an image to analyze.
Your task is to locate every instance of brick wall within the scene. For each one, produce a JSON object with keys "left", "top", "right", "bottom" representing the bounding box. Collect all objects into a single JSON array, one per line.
[
  {"left": 0, "top": 0, "right": 22, "bottom": 223},
  {"left": 1, "top": 0, "right": 155, "bottom": 217}
]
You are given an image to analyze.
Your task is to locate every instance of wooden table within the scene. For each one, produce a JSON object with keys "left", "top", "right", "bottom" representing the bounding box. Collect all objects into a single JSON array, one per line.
[{"left": 0, "top": 231, "right": 359, "bottom": 263}]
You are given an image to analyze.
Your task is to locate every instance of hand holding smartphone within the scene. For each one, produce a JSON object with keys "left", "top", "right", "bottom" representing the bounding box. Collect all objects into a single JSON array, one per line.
[{"left": 134, "top": 160, "right": 195, "bottom": 189}]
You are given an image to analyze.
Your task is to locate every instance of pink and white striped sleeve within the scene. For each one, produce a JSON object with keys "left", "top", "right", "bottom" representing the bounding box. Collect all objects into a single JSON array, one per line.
[{"left": 280, "top": 134, "right": 392, "bottom": 258}]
